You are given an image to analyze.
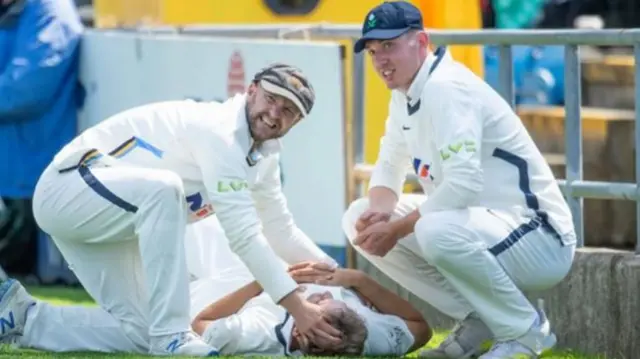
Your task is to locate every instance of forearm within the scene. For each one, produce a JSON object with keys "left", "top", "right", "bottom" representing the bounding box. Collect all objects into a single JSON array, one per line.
[
  {"left": 215, "top": 200, "right": 298, "bottom": 302},
  {"left": 390, "top": 209, "right": 421, "bottom": 239},
  {"left": 192, "top": 281, "right": 263, "bottom": 334},
  {"left": 193, "top": 281, "right": 263, "bottom": 323},
  {"left": 261, "top": 212, "right": 336, "bottom": 266},
  {"left": 368, "top": 186, "right": 399, "bottom": 213},
  {"left": 351, "top": 272, "right": 424, "bottom": 322},
  {"left": 280, "top": 227, "right": 337, "bottom": 265},
  {"left": 254, "top": 180, "right": 336, "bottom": 266},
  {"left": 233, "top": 235, "right": 298, "bottom": 302}
]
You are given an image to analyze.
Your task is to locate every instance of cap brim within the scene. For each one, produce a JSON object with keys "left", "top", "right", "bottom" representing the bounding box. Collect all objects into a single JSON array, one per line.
[
  {"left": 260, "top": 79, "right": 308, "bottom": 117},
  {"left": 353, "top": 27, "right": 411, "bottom": 53}
]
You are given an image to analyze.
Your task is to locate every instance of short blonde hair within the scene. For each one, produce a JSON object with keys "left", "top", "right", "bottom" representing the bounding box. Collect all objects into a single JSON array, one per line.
[{"left": 304, "top": 306, "right": 368, "bottom": 356}]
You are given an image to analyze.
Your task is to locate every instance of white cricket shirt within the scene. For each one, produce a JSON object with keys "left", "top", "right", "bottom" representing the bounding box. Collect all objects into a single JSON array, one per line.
[
  {"left": 201, "top": 283, "right": 414, "bottom": 356},
  {"left": 50, "top": 94, "right": 334, "bottom": 303},
  {"left": 369, "top": 47, "right": 575, "bottom": 242}
]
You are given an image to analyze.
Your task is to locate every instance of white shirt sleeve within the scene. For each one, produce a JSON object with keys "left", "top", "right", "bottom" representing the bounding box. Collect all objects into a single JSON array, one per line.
[
  {"left": 360, "top": 309, "right": 415, "bottom": 356},
  {"left": 188, "top": 126, "right": 297, "bottom": 303},
  {"left": 368, "top": 97, "right": 412, "bottom": 197},
  {"left": 419, "top": 82, "right": 484, "bottom": 215},
  {"left": 201, "top": 295, "right": 284, "bottom": 355},
  {"left": 252, "top": 155, "right": 338, "bottom": 267}
]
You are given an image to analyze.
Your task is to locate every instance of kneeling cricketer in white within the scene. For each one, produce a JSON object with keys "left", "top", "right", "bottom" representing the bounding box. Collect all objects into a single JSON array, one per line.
[{"left": 0, "top": 64, "right": 340, "bottom": 356}]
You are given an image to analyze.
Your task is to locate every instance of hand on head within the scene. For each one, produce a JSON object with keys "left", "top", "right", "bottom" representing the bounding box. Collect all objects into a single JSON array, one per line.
[
  {"left": 295, "top": 301, "right": 368, "bottom": 356},
  {"left": 281, "top": 291, "right": 342, "bottom": 347}
]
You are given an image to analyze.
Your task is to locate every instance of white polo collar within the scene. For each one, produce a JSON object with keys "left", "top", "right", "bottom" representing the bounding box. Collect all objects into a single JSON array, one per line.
[{"left": 405, "top": 46, "right": 449, "bottom": 105}]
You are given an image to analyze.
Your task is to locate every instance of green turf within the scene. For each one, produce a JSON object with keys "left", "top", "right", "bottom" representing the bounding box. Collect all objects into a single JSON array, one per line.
[{"left": 0, "top": 286, "right": 604, "bottom": 358}]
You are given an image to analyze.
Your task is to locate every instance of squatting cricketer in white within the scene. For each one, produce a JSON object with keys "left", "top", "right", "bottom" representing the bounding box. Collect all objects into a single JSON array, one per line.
[
  {"left": 16, "top": 63, "right": 341, "bottom": 356},
  {"left": 343, "top": 2, "right": 577, "bottom": 359}
]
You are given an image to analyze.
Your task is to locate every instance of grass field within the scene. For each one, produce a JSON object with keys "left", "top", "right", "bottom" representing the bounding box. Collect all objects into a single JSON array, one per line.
[{"left": 0, "top": 285, "right": 603, "bottom": 359}]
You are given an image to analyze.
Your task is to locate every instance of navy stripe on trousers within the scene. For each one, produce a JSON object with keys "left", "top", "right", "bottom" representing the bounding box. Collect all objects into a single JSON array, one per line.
[
  {"left": 78, "top": 166, "right": 138, "bottom": 213},
  {"left": 489, "top": 148, "right": 561, "bottom": 256}
]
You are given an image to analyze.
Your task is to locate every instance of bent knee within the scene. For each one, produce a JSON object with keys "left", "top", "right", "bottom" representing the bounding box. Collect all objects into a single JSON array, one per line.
[
  {"left": 342, "top": 197, "right": 370, "bottom": 241},
  {"left": 414, "top": 211, "right": 470, "bottom": 264}
]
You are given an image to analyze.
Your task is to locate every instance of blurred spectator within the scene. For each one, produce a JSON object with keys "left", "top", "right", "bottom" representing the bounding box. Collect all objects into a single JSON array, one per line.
[
  {"left": 490, "top": 0, "right": 547, "bottom": 29},
  {"left": 0, "top": 0, "right": 84, "bottom": 278},
  {"left": 480, "top": 0, "right": 496, "bottom": 28},
  {"left": 73, "top": 0, "right": 93, "bottom": 27},
  {"left": 536, "top": 0, "right": 640, "bottom": 29}
]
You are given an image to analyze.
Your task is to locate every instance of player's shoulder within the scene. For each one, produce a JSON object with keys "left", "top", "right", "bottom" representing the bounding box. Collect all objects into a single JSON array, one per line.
[
  {"left": 101, "top": 99, "right": 216, "bottom": 130},
  {"left": 126, "top": 99, "right": 207, "bottom": 115},
  {"left": 422, "top": 74, "right": 474, "bottom": 102},
  {"left": 180, "top": 97, "right": 247, "bottom": 146}
]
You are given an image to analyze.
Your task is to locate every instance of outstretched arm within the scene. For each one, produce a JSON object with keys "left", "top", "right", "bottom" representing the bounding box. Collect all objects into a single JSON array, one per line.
[
  {"left": 191, "top": 281, "right": 296, "bottom": 355},
  {"left": 348, "top": 271, "right": 431, "bottom": 351},
  {"left": 191, "top": 281, "right": 263, "bottom": 335},
  {"left": 251, "top": 155, "right": 337, "bottom": 267}
]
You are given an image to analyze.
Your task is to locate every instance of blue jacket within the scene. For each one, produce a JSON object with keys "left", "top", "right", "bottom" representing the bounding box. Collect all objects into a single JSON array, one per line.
[{"left": 0, "top": 0, "right": 83, "bottom": 198}]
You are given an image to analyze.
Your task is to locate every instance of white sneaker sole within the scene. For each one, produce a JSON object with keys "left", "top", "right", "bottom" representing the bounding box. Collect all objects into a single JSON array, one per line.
[
  {"left": 540, "top": 332, "right": 557, "bottom": 354},
  {"left": 420, "top": 346, "right": 483, "bottom": 359},
  {"left": 150, "top": 349, "right": 219, "bottom": 357},
  {"left": 477, "top": 333, "right": 558, "bottom": 359}
]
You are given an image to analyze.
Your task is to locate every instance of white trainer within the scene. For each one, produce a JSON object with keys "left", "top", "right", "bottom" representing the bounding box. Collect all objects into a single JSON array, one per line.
[
  {"left": 478, "top": 336, "right": 556, "bottom": 359},
  {"left": 419, "top": 314, "right": 492, "bottom": 359},
  {"left": 0, "top": 278, "right": 36, "bottom": 341},
  {"left": 149, "top": 331, "right": 219, "bottom": 356},
  {"left": 479, "top": 300, "right": 557, "bottom": 359}
]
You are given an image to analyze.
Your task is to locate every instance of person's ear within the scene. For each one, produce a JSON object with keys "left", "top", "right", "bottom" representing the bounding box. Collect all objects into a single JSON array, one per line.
[
  {"left": 417, "top": 31, "right": 429, "bottom": 48},
  {"left": 247, "top": 82, "right": 258, "bottom": 96}
]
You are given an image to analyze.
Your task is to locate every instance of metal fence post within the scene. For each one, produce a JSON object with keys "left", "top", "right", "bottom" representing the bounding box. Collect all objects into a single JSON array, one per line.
[
  {"left": 498, "top": 45, "right": 515, "bottom": 108},
  {"left": 353, "top": 52, "right": 366, "bottom": 165},
  {"left": 564, "top": 45, "right": 584, "bottom": 246},
  {"left": 346, "top": 49, "right": 367, "bottom": 269},
  {"left": 634, "top": 44, "right": 640, "bottom": 254}
]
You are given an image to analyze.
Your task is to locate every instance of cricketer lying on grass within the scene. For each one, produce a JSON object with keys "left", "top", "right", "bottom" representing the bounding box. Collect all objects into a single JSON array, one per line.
[{"left": 1, "top": 214, "right": 431, "bottom": 356}]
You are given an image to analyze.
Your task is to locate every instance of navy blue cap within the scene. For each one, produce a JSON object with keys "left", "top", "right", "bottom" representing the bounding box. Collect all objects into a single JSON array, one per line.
[{"left": 354, "top": 1, "right": 424, "bottom": 53}]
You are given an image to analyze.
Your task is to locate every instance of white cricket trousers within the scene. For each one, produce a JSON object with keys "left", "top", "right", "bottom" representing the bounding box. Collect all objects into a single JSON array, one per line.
[
  {"left": 30, "top": 162, "right": 192, "bottom": 353},
  {"left": 18, "top": 214, "right": 265, "bottom": 353},
  {"left": 342, "top": 194, "right": 576, "bottom": 341}
]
